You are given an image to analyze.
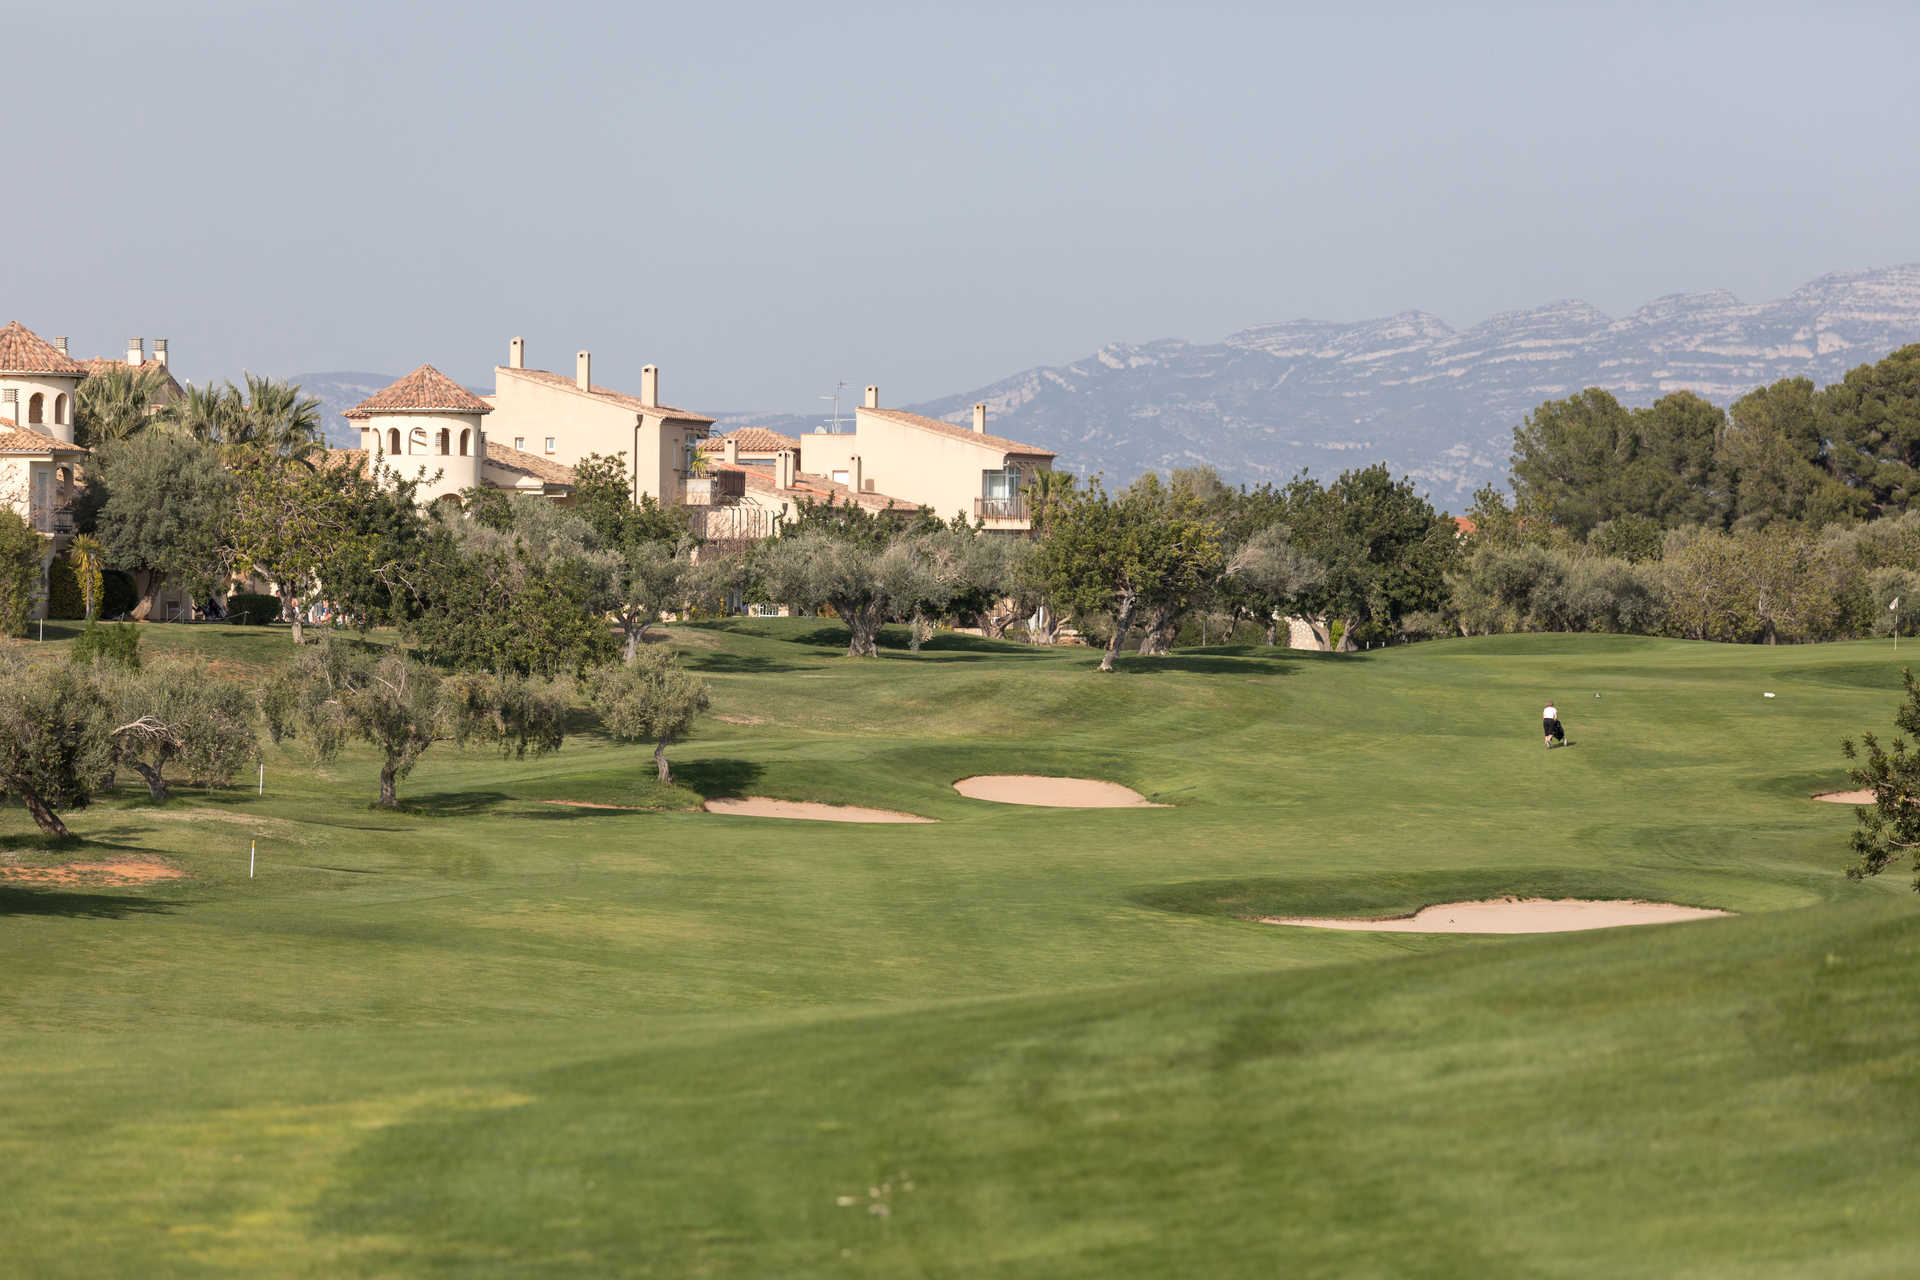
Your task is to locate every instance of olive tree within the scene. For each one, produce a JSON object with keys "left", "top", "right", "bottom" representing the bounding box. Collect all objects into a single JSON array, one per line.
[
  {"left": 264, "top": 640, "right": 566, "bottom": 807},
  {"left": 105, "top": 659, "right": 258, "bottom": 802},
  {"left": 0, "top": 652, "right": 111, "bottom": 836},
  {"left": 587, "top": 646, "right": 711, "bottom": 782},
  {"left": 1842, "top": 669, "right": 1920, "bottom": 890}
]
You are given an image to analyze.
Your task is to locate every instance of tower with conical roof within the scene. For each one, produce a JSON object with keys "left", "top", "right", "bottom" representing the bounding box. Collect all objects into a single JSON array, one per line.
[
  {"left": 0, "top": 322, "right": 86, "bottom": 445},
  {"left": 345, "top": 364, "right": 492, "bottom": 503}
]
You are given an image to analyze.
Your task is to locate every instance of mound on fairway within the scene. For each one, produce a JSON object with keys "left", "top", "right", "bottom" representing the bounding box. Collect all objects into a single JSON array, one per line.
[
  {"left": 703, "top": 797, "right": 936, "bottom": 823},
  {"left": 1264, "top": 897, "right": 1730, "bottom": 934},
  {"left": 1813, "top": 789, "right": 1874, "bottom": 803},
  {"left": 952, "top": 774, "right": 1164, "bottom": 807}
]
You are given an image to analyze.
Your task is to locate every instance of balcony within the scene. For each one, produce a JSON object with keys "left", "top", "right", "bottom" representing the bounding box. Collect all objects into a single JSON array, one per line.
[
  {"left": 974, "top": 495, "right": 1029, "bottom": 524},
  {"left": 28, "top": 504, "right": 74, "bottom": 535},
  {"left": 681, "top": 471, "right": 746, "bottom": 506}
]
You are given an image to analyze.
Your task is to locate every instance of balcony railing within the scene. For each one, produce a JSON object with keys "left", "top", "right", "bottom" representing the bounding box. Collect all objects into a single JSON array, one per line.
[
  {"left": 681, "top": 471, "right": 746, "bottom": 506},
  {"left": 974, "top": 495, "right": 1029, "bottom": 522},
  {"left": 28, "top": 504, "right": 74, "bottom": 535}
]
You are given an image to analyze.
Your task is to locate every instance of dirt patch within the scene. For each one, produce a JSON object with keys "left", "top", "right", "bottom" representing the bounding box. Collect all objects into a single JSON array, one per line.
[
  {"left": 715, "top": 714, "right": 768, "bottom": 726},
  {"left": 1263, "top": 897, "right": 1730, "bottom": 934},
  {"left": 952, "top": 775, "right": 1166, "bottom": 808},
  {"left": 542, "top": 799, "right": 642, "bottom": 811},
  {"left": 703, "top": 797, "right": 936, "bottom": 824},
  {"left": 0, "top": 858, "right": 185, "bottom": 886},
  {"left": 1813, "top": 789, "right": 1875, "bottom": 804}
]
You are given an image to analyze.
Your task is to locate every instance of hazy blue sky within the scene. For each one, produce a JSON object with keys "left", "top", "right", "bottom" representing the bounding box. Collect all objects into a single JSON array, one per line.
[{"left": 9, "top": 1, "right": 1918, "bottom": 412}]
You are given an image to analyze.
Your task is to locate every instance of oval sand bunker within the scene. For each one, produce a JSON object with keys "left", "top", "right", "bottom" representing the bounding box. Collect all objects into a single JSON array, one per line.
[
  {"left": 703, "top": 797, "right": 935, "bottom": 824},
  {"left": 1813, "top": 789, "right": 1874, "bottom": 804},
  {"left": 1264, "top": 898, "right": 1730, "bottom": 934},
  {"left": 952, "top": 775, "right": 1165, "bottom": 808}
]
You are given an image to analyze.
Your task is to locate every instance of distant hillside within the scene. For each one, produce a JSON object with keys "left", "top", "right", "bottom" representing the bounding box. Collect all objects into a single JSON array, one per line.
[
  {"left": 286, "top": 372, "right": 400, "bottom": 448},
  {"left": 896, "top": 264, "right": 1920, "bottom": 509}
]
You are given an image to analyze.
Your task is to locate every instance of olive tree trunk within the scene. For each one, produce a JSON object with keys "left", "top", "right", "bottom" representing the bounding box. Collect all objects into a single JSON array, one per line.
[
  {"left": 16, "top": 786, "right": 70, "bottom": 837},
  {"left": 654, "top": 735, "right": 674, "bottom": 784},
  {"left": 128, "top": 761, "right": 170, "bottom": 803}
]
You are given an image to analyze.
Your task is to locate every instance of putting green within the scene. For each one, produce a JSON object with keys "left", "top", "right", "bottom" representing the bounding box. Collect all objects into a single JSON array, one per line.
[{"left": 0, "top": 620, "right": 1914, "bottom": 1276}]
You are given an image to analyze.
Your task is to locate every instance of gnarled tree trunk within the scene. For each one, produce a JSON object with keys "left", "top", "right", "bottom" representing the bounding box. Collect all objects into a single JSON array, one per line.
[
  {"left": 1137, "top": 603, "right": 1181, "bottom": 656},
  {"left": 1099, "top": 600, "right": 1138, "bottom": 673},
  {"left": 655, "top": 735, "right": 673, "bottom": 783},
  {"left": 1335, "top": 616, "right": 1358, "bottom": 652},
  {"left": 129, "top": 761, "right": 170, "bottom": 803},
  {"left": 279, "top": 589, "right": 305, "bottom": 644},
  {"left": 378, "top": 762, "right": 401, "bottom": 808}
]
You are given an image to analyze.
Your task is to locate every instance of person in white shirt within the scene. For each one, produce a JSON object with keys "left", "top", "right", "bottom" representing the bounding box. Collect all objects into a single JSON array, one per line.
[{"left": 1542, "top": 701, "right": 1564, "bottom": 748}]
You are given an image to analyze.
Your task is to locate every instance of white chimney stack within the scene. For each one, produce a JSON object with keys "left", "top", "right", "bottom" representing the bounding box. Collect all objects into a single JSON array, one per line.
[
  {"left": 850, "top": 455, "right": 863, "bottom": 494},
  {"left": 864, "top": 385, "right": 879, "bottom": 409},
  {"left": 723, "top": 436, "right": 739, "bottom": 465},
  {"left": 509, "top": 337, "right": 525, "bottom": 369},
  {"left": 127, "top": 337, "right": 144, "bottom": 366},
  {"left": 972, "top": 403, "right": 987, "bottom": 434},
  {"left": 52, "top": 337, "right": 67, "bottom": 355},
  {"left": 641, "top": 364, "right": 658, "bottom": 406},
  {"left": 576, "top": 350, "right": 591, "bottom": 391},
  {"left": 153, "top": 338, "right": 168, "bottom": 368},
  {"left": 775, "top": 449, "right": 796, "bottom": 490}
]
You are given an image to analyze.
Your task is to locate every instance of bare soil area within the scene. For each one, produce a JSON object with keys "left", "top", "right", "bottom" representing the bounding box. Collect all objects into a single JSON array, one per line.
[
  {"left": 1264, "top": 897, "right": 1730, "bottom": 934},
  {"left": 703, "top": 797, "right": 936, "bottom": 824},
  {"left": 0, "top": 859, "right": 185, "bottom": 886},
  {"left": 952, "top": 775, "right": 1165, "bottom": 808}
]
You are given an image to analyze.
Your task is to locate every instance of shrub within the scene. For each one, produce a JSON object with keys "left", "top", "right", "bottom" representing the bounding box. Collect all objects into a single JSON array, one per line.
[
  {"left": 227, "top": 592, "right": 282, "bottom": 625},
  {"left": 70, "top": 621, "right": 141, "bottom": 671},
  {"left": 100, "top": 570, "right": 138, "bottom": 621},
  {"left": 44, "top": 556, "right": 85, "bottom": 620}
]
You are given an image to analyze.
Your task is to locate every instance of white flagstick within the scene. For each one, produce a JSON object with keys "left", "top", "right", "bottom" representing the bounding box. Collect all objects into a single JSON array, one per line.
[
  {"left": 249, "top": 841, "right": 255, "bottom": 878},
  {"left": 258, "top": 761, "right": 264, "bottom": 795},
  {"left": 1894, "top": 597, "right": 1902, "bottom": 650}
]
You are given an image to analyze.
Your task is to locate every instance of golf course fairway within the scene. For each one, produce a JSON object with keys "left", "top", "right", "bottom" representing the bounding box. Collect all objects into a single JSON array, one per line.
[{"left": 2, "top": 620, "right": 1916, "bottom": 1276}]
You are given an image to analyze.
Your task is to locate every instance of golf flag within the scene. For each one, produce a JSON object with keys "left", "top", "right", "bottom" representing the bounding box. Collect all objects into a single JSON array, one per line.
[{"left": 1894, "top": 598, "right": 1902, "bottom": 611}]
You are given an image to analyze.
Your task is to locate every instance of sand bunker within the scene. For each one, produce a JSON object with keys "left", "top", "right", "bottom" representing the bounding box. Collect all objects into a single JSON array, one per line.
[
  {"left": 0, "top": 859, "right": 184, "bottom": 887},
  {"left": 1813, "top": 789, "right": 1875, "bottom": 804},
  {"left": 952, "top": 775, "right": 1165, "bottom": 808},
  {"left": 1264, "top": 897, "right": 1729, "bottom": 934},
  {"left": 703, "top": 797, "right": 936, "bottom": 824}
]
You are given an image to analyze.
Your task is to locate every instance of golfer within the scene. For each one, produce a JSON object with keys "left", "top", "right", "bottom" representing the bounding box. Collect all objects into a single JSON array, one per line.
[{"left": 1542, "top": 700, "right": 1565, "bottom": 748}]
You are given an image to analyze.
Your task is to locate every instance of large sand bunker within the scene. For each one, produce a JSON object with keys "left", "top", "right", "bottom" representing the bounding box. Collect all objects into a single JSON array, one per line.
[
  {"left": 1264, "top": 897, "right": 1730, "bottom": 934},
  {"left": 703, "top": 797, "right": 936, "bottom": 824},
  {"left": 952, "top": 775, "right": 1166, "bottom": 808},
  {"left": 0, "top": 859, "right": 184, "bottom": 887},
  {"left": 1813, "top": 789, "right": 1875, "bottom": 804}
]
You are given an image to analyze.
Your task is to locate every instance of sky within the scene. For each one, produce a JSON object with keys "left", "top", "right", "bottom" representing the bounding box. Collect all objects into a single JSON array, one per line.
[{"left": 8, "top": 0, "right": 1919, "bottom": 413}]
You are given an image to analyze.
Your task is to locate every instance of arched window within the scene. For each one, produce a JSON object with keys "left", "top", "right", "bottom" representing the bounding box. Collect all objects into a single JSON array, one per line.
[
  {"left": 436, "top": 427, "right": 450, "bottom": 455},
  {"left": 54, "top": 394, "right": 66, "bottom": 426},
  {"left": 27, "top": 393, "right": 43, "bottom": 425},
  {"left": 459, "top": 428, "right": 471, "bottom": 457},
  {"left": 409, "top": 428, "right": 429, "bottom": 455},
  {"left": 387, "top": 428, "right": 401, "bottom": 455}
]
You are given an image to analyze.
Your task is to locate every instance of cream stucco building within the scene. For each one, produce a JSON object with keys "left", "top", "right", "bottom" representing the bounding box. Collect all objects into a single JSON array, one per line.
[
  {"left": 795, "top": 387, "right": 1055, "bottom": 531},
  {"left": 0, "top": 323, "right": 89, "bottom": 618},
  {"left": 481, "top": 339, "right": 715, "bottom": 506},
  {"left": 336, "top": 364, "right": 576, "bottom": 502}
]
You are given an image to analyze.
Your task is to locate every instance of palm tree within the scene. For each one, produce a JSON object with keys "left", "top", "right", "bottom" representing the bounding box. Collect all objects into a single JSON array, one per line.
[
  {"left": 239, "top": 374, "right": 324, "bottom": 463},
  {"left": 74, "top": 365, "right": 172, "bottom": 447},
  {"left": 162, "top": 381, "right": 243, "bottom": 446}
]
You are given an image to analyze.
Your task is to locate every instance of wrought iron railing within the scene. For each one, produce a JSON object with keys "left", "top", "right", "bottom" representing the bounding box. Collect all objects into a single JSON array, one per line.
[{"left": 974, "top": 496, "right": 1029, "bottom": 521}]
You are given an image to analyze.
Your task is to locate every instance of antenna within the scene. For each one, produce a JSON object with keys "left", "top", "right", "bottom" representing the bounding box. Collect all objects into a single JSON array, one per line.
[{"left": 819, "top": 380, "right": 848, "bottom": 434}]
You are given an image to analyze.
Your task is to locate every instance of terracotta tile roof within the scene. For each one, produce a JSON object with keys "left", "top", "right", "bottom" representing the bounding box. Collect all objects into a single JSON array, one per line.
[
  {"left": 697, "top": 426, "right": 801, "bottom": 454},
  {"left": 482, "top": 443, "right": 576, "bottom": 488},
  {"left": 322, "top": 448, "right": 367, "bottom": 473},
  {"left": 859, "top": 406, "right": 1054, "bottom": 459},
  {"left": 498, "top": 366, "right": 716, "bottom": 425},
  {"left": 0, "top": 322, "right": 86, "bottom": 376},
  {"left": 0, "top": 419, "right": 87, "bottom": 454},
  {"left": 345, "top": 365, "right": 494, "bottom": 418},
  {"left": 79, "top": 357, "right": 184, "bottom": 389}
]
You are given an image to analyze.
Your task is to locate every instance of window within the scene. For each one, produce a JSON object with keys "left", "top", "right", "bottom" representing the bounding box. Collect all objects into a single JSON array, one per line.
[
  {"left": 514, "top": 437, "right": 525, "bottom": 450},
  {"left": 831, "top": 470, "right": 850, "bottom": 485},
  {"left": 982, "top": 468, "right": 1019, "bottom": 500},
  {"left": 27, "top": 393, "right": 43, "bottom": 425},
  {"left": 459, "top": 429, "right": 471, "bottom": 456},
  {"left": 544, "top": 437, "right": 556, "bottom": 454},
  {"left": 408, "top": 427, "right": 429, "bottom": 455},
  {"left": 54, "top": 394, "right": 66, "bottom": 426},
  {"left": 436, "top": 427, "right": 450, "bottom": 455},
  {"left": 387, "top": 428, "right": 401, "bottom": 455}
]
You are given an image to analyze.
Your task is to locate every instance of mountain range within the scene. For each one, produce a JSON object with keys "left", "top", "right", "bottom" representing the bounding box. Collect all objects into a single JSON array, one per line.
[{"left": 299, "top": 264, "right": 1920, "bottom": 510}]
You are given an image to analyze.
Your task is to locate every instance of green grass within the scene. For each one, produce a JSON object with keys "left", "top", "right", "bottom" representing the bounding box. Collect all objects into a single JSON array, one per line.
[{"left": 3, "top": 619, "right": 1917, "bottom": 1275}]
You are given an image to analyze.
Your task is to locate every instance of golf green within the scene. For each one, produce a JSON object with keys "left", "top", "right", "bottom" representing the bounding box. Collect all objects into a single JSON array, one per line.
[{"left": 2, "top": 621, "right": 1915, "bottom": 1276}]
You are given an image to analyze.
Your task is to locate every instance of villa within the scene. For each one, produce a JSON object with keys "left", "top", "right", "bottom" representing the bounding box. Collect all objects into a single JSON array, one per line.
[
  {"left": 336, "top": 364, "right": 576, "bottom": 503},
  {"left": 0, "top": 323, "right": 89, "bottom": 616}
]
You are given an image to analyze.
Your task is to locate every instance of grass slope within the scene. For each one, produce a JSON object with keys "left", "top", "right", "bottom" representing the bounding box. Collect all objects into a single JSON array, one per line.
[{"left": 1, "top": 621, "right": 1915, "bottom": 1275}]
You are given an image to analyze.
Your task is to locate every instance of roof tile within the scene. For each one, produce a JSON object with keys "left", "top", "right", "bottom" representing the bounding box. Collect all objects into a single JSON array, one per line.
[
  {"left": 499, "top": 366, "right": 716, "bottom": 425},
  {"left": 345, "top": 365, "right": 493, "bottom": 418},
  {"left": 0, "top": 322, "right": 86, "bottom": 376},
  {"left": 859, "top": 407, "right": 1054, "bottom": 458}
]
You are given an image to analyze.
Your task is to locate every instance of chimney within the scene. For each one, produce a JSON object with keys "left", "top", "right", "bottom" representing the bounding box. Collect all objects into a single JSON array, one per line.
[
  {"left": 775, "top": 449, "right": 796, "bottom": 490},
  {"left": 52, "top": 337, "right": 67, "bottom": 355},
  {"left": 850, "top": 455, "right": 862, "bottom": 494},
  {"left": 127, "top": 337, "right": 144, "bottom": 367},
  {"left": 972, "top": 403, "right": 987, "bottom": 434},
  {"left": 864, "top": 385, "right": 879, "bottom": 409},
  {"left": 723, "top": 436, "right": 739, "bottom": 465},
  {"left": 153, "top": 338, "right": 168, "bottom": 368},
  {"left": 576, "top": 350, "right": 591, "bottom": 390},
  {"left": 641, "top": 364, "right": 658, "bottom": 406},
  {"left": 509, "top": 337, "right": 524, "bottom": 369}
]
